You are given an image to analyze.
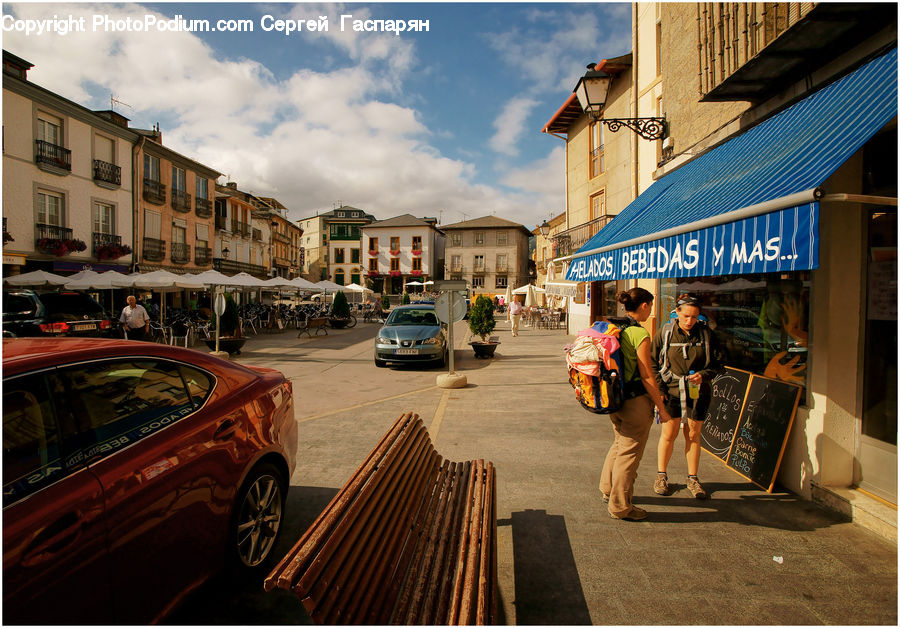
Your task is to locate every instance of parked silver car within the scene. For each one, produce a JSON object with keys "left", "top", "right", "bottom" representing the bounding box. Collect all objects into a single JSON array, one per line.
[{"left": 374, "top": 304, "right": 447, "bottom": 368}]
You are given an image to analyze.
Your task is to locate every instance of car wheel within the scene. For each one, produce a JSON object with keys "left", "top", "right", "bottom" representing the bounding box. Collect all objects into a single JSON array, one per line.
[
  {"left": 229, "top": 463, "right": 286, "bottom": 570},
  {"left": 375, "top": 358, "right": 387, "bottom": 368}
]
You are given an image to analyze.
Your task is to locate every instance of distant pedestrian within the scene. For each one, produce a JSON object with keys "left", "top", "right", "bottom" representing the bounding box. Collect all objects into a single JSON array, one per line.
[
  {"left": 652, "top": 293, "right": 723, "bottom": 499},
  {"left": 599, "top": 288, "right": 673, "bottom": 521},
  {"left": 120, "top": 295, "right": 150, "bottom": 341},
  {"left": 508, "top": 298, "right": 523, "bottom": 336}
]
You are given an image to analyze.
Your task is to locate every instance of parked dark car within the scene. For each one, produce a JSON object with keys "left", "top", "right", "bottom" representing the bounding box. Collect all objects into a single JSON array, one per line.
[
  {"left": 3, "top": 338, "right": 298, "bottom": 624},
  {"left": 2, "top": 289, "right": 114, "bottom": 337}
]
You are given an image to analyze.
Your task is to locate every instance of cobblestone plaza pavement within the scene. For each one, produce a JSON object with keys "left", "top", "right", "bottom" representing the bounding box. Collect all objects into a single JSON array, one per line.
[{"left": 166, "top": 317, "right": 898, "bottom": 625}]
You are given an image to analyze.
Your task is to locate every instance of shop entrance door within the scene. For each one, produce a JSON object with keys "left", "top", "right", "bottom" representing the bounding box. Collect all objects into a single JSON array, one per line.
[{"left": 859, "top": 207, "right": 897, "bottom": 503}]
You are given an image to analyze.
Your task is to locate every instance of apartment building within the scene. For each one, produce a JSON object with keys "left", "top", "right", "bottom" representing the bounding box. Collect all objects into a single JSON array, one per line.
[
  {"left": 296, "top": 205, "right": 375, "bottom": 282},
  {"left": 545, "top": 3, "right": 897, "bottom": 516},
  {"left": 533, "top": 212, "right": 567, "bottom": 290},
  {"left": 441, "top": 216, "right": 532, "bottom": 294},
  {"left": 2, "top": 51, "right": 138, "bottom": 276},
  {"left": 133, "top": 128, "right": 219, "bottom": 274},
  {"left": 361, "top": 214, "right": 445, "bottom": 294},
  {"left": 213, "top": 182, "right": 268, "bottom": 278},
  {"left": 257, "top": 197, "right": 303, "bottom": 279}
]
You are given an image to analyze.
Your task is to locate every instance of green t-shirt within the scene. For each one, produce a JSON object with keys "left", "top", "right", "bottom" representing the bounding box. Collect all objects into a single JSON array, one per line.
[{"left": 620, "top": 325, "right": 650, "bottom": 382}]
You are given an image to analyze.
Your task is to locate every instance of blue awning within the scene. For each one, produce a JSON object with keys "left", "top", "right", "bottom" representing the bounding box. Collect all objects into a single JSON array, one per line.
[{"left": 566, "top": 47, "right": 897, "bottom": 283}]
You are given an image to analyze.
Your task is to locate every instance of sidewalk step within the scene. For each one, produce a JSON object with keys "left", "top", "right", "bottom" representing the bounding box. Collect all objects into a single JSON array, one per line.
[{"left": 812, "top": 482, "right": 897, "bottom": 544}]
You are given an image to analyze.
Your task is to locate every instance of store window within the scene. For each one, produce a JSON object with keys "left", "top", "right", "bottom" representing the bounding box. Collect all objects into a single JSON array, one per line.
[{"left": 659, "top": 272, "right": 811, "bottom": 389}]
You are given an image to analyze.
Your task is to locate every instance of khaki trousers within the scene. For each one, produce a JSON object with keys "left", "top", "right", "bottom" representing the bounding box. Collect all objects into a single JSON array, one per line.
[
  {"left": 510, "top": 314, "right": 521, "bottom": 335},
  {"left": 599, "top": 394, "right": 654, "bottom": 517}
]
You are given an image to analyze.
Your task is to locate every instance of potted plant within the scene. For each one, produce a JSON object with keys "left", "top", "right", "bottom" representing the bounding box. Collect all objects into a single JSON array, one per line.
[
  {"left": 36, "top": 237, "right": 87, "bottom": 257},
  {"left": 401, "top": 291, "right": 411, "bottom": 305},
  {"left": 329, "top": 289, "right": 352, "bottom": 328},
  {"left": 468, "top": 295, "right": 499, "bottom": 358},
  {"left": 204, "top": 293, "right": 246, "bottom": 354},
  {"left": 95, "top": 242, "right": 132, "bottom": 260}
]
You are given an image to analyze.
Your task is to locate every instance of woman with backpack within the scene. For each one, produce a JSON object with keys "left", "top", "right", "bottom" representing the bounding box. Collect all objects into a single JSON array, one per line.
[
  {"left": 599, "top": 288, "right": 674, "bottom": 521},
  {"left": 652, "top": 294, "right": 723, "bottom": 499}
]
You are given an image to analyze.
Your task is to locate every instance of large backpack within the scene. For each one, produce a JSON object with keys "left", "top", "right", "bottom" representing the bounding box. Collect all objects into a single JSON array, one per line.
[{"left": 567, "top": 318, "right": 638, "bottom": 414}]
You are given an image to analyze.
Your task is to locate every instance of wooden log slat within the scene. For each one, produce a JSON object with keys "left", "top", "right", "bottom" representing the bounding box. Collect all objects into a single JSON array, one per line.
[
  {"left": 265, "top": 413, "right": 497, "bottom": 625},
  {"left": 389, "top": 459, "right": 452, "bottom": 624},
  {"left": 295, "top": 422, "right": 433, "bottom": 598},
  {"left": 310, "top": 435, "right": 439, "bottom": 623},
  {"left": 476, "top": 462, "right": 496, "bottom": 624},
  {"left": 266, "top": 412, "right": 417, "bottom": 591},
  {"left": 447, "top": 456, "right": 478, "bottom": 625},
  {"left": 402, "top": 460, "right": 461, "bottom": 625},
  {"left": 432, "top": 462, "right": 472, "bottom": 624},
  {"left": 458, "top": 459, "right": 486, "bottom": 626},
  {"left": 339, "top": 447, "right": 442, "bottom": 625},
  {"left": 419, "top": 462, "right": 468, "bottom": 624}
]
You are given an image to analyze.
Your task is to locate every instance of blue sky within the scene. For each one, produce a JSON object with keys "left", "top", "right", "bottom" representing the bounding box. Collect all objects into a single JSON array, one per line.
[{"left": 3, "top": 2, "right": 631, "bottom": 228}]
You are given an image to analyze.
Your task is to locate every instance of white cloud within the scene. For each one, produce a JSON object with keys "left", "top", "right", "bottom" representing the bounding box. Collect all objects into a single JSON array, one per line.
[
  {"left": 489, "top": 97, "right": 538, "bottom": 156},
  {"left": 3, "top": 3, "right": 563, "bottom": 229}
]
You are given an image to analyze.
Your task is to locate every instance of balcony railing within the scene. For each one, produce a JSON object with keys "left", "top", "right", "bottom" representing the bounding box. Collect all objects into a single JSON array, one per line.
[
  {"left": 92, "top": 232, "right": 122, "bottom": 254},
  {"left": 252, "top": 228, "right": 262, "bottom": 241},
  {"left": 450, "top": 265, "right": 465, "bottom": 273},
  {"left": 274, "top": 232, "right": 291, "bottom": 245},
  {"left": 215, "top": 215, "right": 227, "bottom": 230},
  {"left": 195, "top": 197, "right": 213, "bottom": 218},
  {"left": 473, "top": 266, "right": 488, "bottom": 274},
  {"left": 231, "top": 220, "right": 250, "bottom": 237},
  {"left": 194, "top": 245, "right": 212, "bottom": 266},
  {"left": 35, "top": 223, "right": 73, "bottom": 240},
  {"left": 171, "top": 190, "right": 192, "bottom": 213},
  {"left": 495, "top": 264, "right": 508, "bottom": 273},
  {"left": 143, "top": 178, "right": 166, "bottom": 205},
  {"left": 213, "top": 258, "right": 266, "bottom": 277},
  {"left": 143, "top": 237, "right": 166, "bottom": 262},
  {"left": 35, "top": 140, "right": 71, "bottom": 171},
  {"left": 93, "top": 159, "right": 121, "bottom": 186},
  {"left": 551, "top": 215, "right": 615, "bottom": 258},
  {"left": 171, "top": 242, "right": 191, "bottom": 264}
]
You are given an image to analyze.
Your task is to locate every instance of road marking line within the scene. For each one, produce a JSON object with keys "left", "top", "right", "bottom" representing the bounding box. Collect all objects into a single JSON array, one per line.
[
  {"left": 296, "top": 385, "right": 439, "bottom": 423},
  {"left": 430, "top": 389, "right": 452, "bottom": 442}
]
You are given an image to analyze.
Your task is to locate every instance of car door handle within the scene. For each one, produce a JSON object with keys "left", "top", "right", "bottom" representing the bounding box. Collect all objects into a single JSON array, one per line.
[
  {"left": 213, "top": 418, "right": 237, "bottom": 441},
  {"left": 22, "top": 512, "right": 82, "bottom": 567}
]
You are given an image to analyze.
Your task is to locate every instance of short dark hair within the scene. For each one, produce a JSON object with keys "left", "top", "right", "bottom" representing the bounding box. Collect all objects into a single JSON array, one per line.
[{"left": 617, "top": 287, "right": 654, "bottom": 312}]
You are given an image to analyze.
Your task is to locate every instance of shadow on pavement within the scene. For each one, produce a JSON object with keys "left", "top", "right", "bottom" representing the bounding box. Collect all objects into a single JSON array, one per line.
[
  {"left": 499, "top": 509, "right": 592, "bottom": 625},
  {"left": 163, "top": 485, "right": 338, "bottom": 625}
]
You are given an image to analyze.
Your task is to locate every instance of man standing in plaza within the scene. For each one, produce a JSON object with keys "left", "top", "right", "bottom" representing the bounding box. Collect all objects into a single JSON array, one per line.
[
  {"left": 509, "top": 297, "right": 523, "bottom": 337},
  {"left": 120, "top": 295, "right": 150, "bottom": 341}
]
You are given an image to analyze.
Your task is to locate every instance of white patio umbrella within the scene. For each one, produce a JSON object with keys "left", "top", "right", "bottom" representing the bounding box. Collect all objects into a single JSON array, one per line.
[
  {"left": 4, "top": 270, "right": 68, "bottom": 287},
  {"left": 64, "top": 270, "right": 132, "bottom": 290},
  {"left": 290, "top": 276, "right": 319, "bottom": 290},
  {"left": 129, "top": 270, "right": 205, "bottom": 290},
  {"left": 189, "top": 269, "right": 235, "bottom": 287},
  {"left": 404, "top": 281, "right": 424, "bottom": 287}
]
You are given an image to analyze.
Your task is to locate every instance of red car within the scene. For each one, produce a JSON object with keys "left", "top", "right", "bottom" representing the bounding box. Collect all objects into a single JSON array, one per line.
[{"left": 2, "top": 337, "right": 297, "bottom": 624}]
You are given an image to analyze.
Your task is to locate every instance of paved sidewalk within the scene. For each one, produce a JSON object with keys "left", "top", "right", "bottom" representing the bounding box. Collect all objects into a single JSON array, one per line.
[{"left": 168, "top": 316, "right": 897, "bottom": 625}]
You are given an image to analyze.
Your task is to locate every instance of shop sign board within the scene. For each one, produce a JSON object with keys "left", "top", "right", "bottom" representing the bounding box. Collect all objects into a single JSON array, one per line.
[
  {"left": 3, "top": 254, "right": 26, "bottom": 265},
  {"left": 544, "top": 281, "right": 579, "bottom": 298},
  {"left": 566, "top": 203, "right": 819, "bottom": 282},
  {"left": 700, "top": 367, "right": 802, "bottom": 492}
]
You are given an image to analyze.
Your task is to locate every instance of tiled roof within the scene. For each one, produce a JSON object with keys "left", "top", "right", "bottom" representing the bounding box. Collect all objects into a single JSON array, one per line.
[
  {"left": 439, "top": 215, "right": 530, "bottom": 233},
  {"left": 365, "top": 214, "right": 437, "bottom": 229}
]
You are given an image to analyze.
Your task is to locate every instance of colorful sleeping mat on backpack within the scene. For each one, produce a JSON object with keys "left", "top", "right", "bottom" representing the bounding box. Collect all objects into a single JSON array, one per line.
[{"left": 566, "top": 321, "right": 626, "bottom": 414}]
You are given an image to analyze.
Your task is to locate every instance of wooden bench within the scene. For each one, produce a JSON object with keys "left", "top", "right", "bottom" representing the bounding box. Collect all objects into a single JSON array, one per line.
[
  {"left": 264, "top": 412, "right": 498, "bottom": 625},
  {"left": 298, "top": 317, "right": 329, "bottom": 337}
]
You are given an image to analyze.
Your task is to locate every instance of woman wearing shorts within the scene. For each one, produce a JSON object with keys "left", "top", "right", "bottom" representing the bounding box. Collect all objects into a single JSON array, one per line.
[{"left": 652, "top": 294, "right": 723, "bottom": 499}]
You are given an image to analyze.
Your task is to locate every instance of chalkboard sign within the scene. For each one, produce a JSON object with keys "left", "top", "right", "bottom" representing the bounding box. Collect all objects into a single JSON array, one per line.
[
  {"left": 700, "top": 368, "right": 752, "bottom": 461},
  {"left": 726, "top": 375, "right": 802, "bottom": 492}
]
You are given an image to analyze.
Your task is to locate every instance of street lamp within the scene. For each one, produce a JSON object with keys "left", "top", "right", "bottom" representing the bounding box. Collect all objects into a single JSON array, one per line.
[
  {"left": 574, "top": 63, "right": 668, "bottom": 141},
  {"left": 222, "top": 247, "right": 230, "bottom": 259},
  {"left": 539, "top": 220, "right": 551, "bottom": 237}
]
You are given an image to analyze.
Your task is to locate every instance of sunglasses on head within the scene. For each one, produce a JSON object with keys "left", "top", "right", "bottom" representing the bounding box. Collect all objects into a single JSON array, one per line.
[{"left": 676, "top": 296, "right": 700, "bottom": 307}]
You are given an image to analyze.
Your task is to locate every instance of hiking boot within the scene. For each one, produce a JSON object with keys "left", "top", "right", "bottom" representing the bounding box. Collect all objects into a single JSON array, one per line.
[
  {"left": 653, "top": 474, "right": 669, "bottom": 496},
  {"left": 609, "top": 507, "right": 648, "bottom": 521},
  {"left": 687, "top": 476, "right": 708, "bottom": 499}
]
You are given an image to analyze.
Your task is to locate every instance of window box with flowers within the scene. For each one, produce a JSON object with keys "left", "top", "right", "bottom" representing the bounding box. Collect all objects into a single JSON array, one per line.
[
  {"left": 389, "top": 270, "right": 402, "bottom": 277},
  {"left": 411, "top": 249, "right": 422, "bottom": 256},
  {"left": 36, "top": 237, "right": 87, "bottom": 257},
  {"left": 389, "top": 249, "right": 401, "bottom": 256},
  {"left": 95, "top": 242, "right": 133, "bottom": 260},
  {"left": 410, "top": 269, "right": 423, "bottom": 277},
  {"left": 367, "top": 270, "right": 381, "bottom": 278}
]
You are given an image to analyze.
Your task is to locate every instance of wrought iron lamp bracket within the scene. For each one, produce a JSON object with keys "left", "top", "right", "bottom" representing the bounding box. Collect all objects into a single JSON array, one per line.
[{"left": 599, "top": 117, "right": 668, "bottom": 141}]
